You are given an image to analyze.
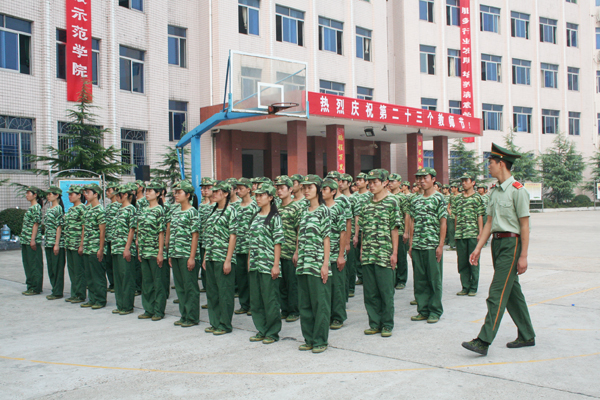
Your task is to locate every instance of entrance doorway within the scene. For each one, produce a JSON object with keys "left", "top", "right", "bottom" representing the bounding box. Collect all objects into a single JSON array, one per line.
[{"left": 242, "top": 149, "right": 264, "bottom": 178}]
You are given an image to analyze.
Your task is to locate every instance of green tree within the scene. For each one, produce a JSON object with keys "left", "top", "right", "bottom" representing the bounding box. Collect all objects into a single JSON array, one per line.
[
  {"left": 151, "top": 146, "right": 190, "bottom": 187},
  {"left": 449, "top": 139, "right": 484, "bottom": 181},
  {"left": 584, "top": 147, "right": 600, "bottom": 197},
  {"left": 26, "top": 85, "right": 132, "bottom": 181},
  {"left": 540, "top": 134, "right": 585, "bottom": 204},
  {"left": 503, "top": 129, "right": 539, "bottom": 182}
]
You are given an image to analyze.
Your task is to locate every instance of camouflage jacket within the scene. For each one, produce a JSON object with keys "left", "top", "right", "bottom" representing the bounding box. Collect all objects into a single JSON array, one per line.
[
  {"left": 248, "top": 214, "right": 285, "bottom": 274},
  {"left": 111, "top": 204, "right": 137, "bottom": 256},
  {"left": 138, "top": 205, "right": 166, "bottom": 259},
  {"left": 82, "top": 204, "right": 106, "bottom": 255},
  {"left": 204, "top": 205, "right": 238, "bottom": 263},
  {"left": 278, "top": 200, "right": 305, "bottom": 260},
  {"left": 410, "top": 192, "right": 448, "bottom": 250},
  {"left": 43, "top": 205, "right": 64, "bottom": 247},
  {"left": 296, "top": 205, "right": 332, "bottom": 277},
  {"left": 21, "top": 204, "right": 42, "bottom": 244},
  {"left": 62, "top": 204, "right": 86, "bottom": 251},
  {"left": 168, "top": 207, "right": 200, "bottom": 259},
  {"left": 359, "top": 195, "right": 401, "bottom": 268},
  {"left": 455, "top": 193, "right": 485, "bottom": 239}
]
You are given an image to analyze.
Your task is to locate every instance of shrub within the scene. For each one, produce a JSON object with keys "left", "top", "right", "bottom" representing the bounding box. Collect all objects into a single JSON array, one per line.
[
  {"left": 0, "top": 208, "right": 27, "bottom": 237},
  {"left": 571, "top": 194, "right": 592, "bottom": 208}
]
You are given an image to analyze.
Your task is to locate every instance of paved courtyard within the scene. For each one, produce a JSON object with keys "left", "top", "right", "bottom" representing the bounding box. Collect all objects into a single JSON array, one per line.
[{"left": 0, "top": 210, "right": 599, "bottom": 399}]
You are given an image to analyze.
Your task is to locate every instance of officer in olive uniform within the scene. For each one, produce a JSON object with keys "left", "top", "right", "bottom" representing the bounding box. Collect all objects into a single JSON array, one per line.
[{"left": 462, "top": 143, "right": 535, "bottom": 356}]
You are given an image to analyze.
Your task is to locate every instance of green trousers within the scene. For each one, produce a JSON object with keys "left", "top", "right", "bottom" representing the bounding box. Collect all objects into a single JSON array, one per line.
[
  {"left": 478, "top": 237, "right": 535, "bottom": 344},
  {"left": 249, "top": 270, "right": 282, "bottom": 340},
  {"left": 447, "top": 217, "right": 456, "bottom": 247},
  {"left": 199, "top": 247, "right": 206, "bottom": 289},
  {"left": 395, "top": 239, "right": 409, "bottom": 286},
  {"left": 298, "top": 274, "right": 331, "bottom": 347},
  {"left": 134, "top": 257, "right": 142, "bottom": 292},
  {"left": 362, "top": 264, "right": 395, "bottom": 330},
  {"left": 141, "top": 257, "right": 169, "bottom": 317},
  {"left": 44, "top": 247, "right": 65, "bottom": 296},
  {"left": 456, "top": 238, "right": 480, "bottom": 293},
  {"left": 206, "top": 260, "right": 235, "bottom": 331},
  {"left": 172, "top": 258, "right": 200, "bottom": 324},
  {"left": 66, "top": 249, "right": 86, "bottom": 300},
  {"left": 83, "top": 254, "right": 107, "bottom": 306},
  {"left": 355, "top": 238, "right": 363, "bottom": 281},
  {"left": 345, "top": 243, "right": 355, "bottom": 299},
  {"left": 330, "top": 261, "right": 347, "bottom": 323},
  {"left": 22, "top": 244, "right": 43, "bottom": 293},
  {"left": 104, "top": 242, "right": 114, "bottom": 288},
  {"left": 235, "top": 253, "right": 250, "bottom": 310},
  {"left": 279, "top": 258, "right": 299, "bottom": 317},
  {"left": 112, "top": 255, "right": 135, "bottom": 311},
  {"left": 412, "top": 249, "right": 443, "bottom": 319}
]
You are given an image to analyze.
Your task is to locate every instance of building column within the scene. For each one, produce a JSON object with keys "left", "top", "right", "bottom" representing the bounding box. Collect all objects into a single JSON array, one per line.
[
  {"left": 377, "top": 141, "right": 391, "bottom": 173},
  {"left": 326, "top": 124, "right": 344, "bottom": 174},
  {"left": 433, "top": 136, "right": 449, "bottom": 184},
  {"left": 231, "top": 130, "right": 243, "bottom": 179},
  {"left": 265, "top": 132, "right": 281, "bottom": 179},
  {"left": 406, "top": 132, "right": 423, "bottom": 182},
  {"left": 287, "top": 120, "right": 307, "bottom": 175},
  {"left": 215, "top": 130, "right": 232, "bottom": 180}
]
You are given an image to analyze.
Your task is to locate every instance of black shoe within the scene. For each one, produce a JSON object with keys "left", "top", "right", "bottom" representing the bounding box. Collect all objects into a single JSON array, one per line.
[
  {"left": 507, "top": 338, "right": 535, "bottom": 348},
  {"left": 462, "top": 338, "right": 489, "bottom": 356}
]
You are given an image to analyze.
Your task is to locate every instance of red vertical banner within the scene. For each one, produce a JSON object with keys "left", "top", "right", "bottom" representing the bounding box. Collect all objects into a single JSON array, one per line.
[
  {"left": 417, "top": 135, "right": 424, "bottom": 169},
  {"left": 336, "top": 127, "right": 345, "bottom": 174},
  {"left": 66, "top": 0, "right": 92, "bottom": 102},
  {"left": 460, "top": 0, "right": 474, "bottom": 143}
]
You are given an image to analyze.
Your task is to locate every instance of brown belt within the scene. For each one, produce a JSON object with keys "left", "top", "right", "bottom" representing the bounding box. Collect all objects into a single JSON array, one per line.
[{"left": 492, "top": 232, "right": 520, "bottom": 239}]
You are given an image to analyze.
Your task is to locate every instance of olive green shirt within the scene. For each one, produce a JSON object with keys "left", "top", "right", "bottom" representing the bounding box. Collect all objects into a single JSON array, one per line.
[{"left": 487, "top": 176, "right": 530, "bottom": 235}]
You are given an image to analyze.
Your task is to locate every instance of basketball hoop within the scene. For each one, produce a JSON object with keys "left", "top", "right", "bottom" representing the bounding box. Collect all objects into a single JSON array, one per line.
[{"left": 268, "top": 102, "right": 300, "bottom": 115}]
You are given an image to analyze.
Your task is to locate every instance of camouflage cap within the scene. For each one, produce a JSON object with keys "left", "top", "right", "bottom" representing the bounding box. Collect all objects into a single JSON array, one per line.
[
  {"left": 379, "top": 168, "right": 390, "bottom": 177},
  {"left": 135, "top": 180, "right": 146, "bottom": 188},
  {"left": 366, "top": 169, "right": 389, "bottom": 181},
  {"left": 173, "top": 180, "right": 196, "bottom": 194},
  {"left": 226, "top": 177, "right": 239, "bottom": 186},
  {"left": 254, "top": 184, "right": 276, "bottom": 196},
  {"left": 442, "top": 184, "right": 450, "bottom": 189},
  {"left": 290, "top": 174, "right": 304, "bottom": 182},
  {"left": 146, "top": 181, "right": 164, "bottom": 191},
  {"left": 259, "top": 177, "right": 273, "bottom": 185},
  {"left": 413, "top": 182, "right": 419, "bottom": 187},
  {"left": 450, "top": 180, "right": 460, "bottom": 187},
  {"left": 322, "top": 178, "right": 339, "bottom": 190},
  {"left": 67, "top": 185, "right": 84, "bottom": 194},
  {"left": 46, "top": 185, "right": 63, "bottom": 195},
  {"left": 402, "top": 181, "right": 411, "bottom": 187},
  {"left": 460, "top": 172, "right": 475, "bottom": 180},
  {"left": 236, "top": 177, "right": 252, "bottom": 188},
  {"left": 106, "top": 182, "right": 120, "bottom": 190},
  {"left": 300, "top": 174, "right": 323, "bottom": 186},
  {"left": 356, "top": 172, "right": 368, "bottom": 180},
  {"left": 477, "top": 184, "right": 487, "bottom": 190},
  {"left": 340, "top": 173, "right": 353, "bottom": 182},
  {"left": 212, "top": 180, "right": 232, "bottom": 193},
  {"left": 275, "top": 176, "right": 293, "bottom": 188},
  {"left": 415, "top": 167, "right": 437, "bottom": 177},
  {"left": 326, "top": 170, "right": 342, "bottom": 180},
  {"left": 388, "top": 173, "right": 402, "bottom": 182},
  {"left": 83, "top": 183, "right": 102, "bottom": 194},
  {"left": 200, "top": 177, "right": 216, "bottom": 187}
]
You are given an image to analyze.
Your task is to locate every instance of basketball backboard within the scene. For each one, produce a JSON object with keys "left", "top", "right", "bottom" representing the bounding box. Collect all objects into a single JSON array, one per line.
[{"left": 228, "top": 51, "right": 308, "bottom": 118}]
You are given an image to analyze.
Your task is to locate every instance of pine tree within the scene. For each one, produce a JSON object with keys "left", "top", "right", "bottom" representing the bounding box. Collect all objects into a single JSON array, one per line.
[
  {"left": 449, "top": 139, "right": 484, "bottom": 181},
  {"left": 585, "top": 147, "right": 600, "bottom": 197},
  {"left": 503, "top": 129, "right": 539, "bottom": 182},
  {"left": 26, "top": 85, "right": 132, "bottom": 181},
  {"left": 151, "top": 146, "right": 190, "bottom": 188},
  {"left": 540, "top": 134, "right": 585, "bottom": 204}
]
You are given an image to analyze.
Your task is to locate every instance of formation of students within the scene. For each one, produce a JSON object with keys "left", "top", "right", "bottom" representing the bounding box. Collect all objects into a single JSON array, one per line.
[{"left": 19, "top": 164, "right": 497, "bottom": 354}]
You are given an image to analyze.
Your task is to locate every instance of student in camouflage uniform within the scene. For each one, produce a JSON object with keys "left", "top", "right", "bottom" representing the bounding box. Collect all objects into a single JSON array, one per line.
[
  {"left": 227, "top": 178, "right": 241, "bottom": 208},
  {"left": 322, "top": 178, "right": 347, "bottom": 330},
  {"left": 409, "top": 168, "right": 448, "bottom": 324},
  {"left": 21, "top": 187, "right": 44, "bottom": 295},
  {"left": 233, "top": 177, "right": 259, "bottom": 316},
  {"left": 138, "top": 181, "right": 167, "bottom": 320},
  {"left": 197, "top": 177, "right": 216, "bottom": 294},
  {"left": 43, "top": 186, "right": 66, "bottom": 300},
  {"left": 446, "top": 182, "right": 459, "bottom": 249},
  {"left": 360, "top": 170, "right": 400, "bottom": 337},
  {"left": 351, "top": 173, "right": 373, "bottom": 289},
  {"left": 111, "top": 183, "right": 137, "bottom": 315},
  {"left": 338, "top": 173, "right": 355, "bottom": 300},
  {"left": 275, "top": 176, "right": 304, "bottom": 322},
  {"left": 104, "top": 182, "right": 121, "bottom": 293},
  {"left": 203, "top": 181, "right": 238, "bottom": 335},
  {"left": 290, "top": 174, "right": 306, "bottom": 203},
  {"left": 388, "top": 173, "right": 411, "bottom": 290},
  {"left": 80, "top": 183, "right": 107, "bottom": 309},
  {"left": 63, "top": 186, "right": 87, "bottom": 303},
  {"left": 168, "top": 181, "right": 200, "bottom": 327},
  {"left": 294, "top": 175, "right": 332, "bottom": 353},
  {"left": 455, "top": 173, "right": 485, "bottom": 296},
  {"left": 248, "top": 184, "right": 285, "bottom": 344},
  {"left": 133, "top": 180, "right": 147, "bottom": 294}
]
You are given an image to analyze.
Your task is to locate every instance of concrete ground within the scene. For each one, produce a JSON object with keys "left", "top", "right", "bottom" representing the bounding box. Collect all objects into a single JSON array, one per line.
[{"left": 0, "top": 211, "right": 599, "bottom": 400}]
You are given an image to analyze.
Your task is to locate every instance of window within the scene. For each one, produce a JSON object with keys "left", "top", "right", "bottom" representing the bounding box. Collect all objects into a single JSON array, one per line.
[
  {"left": 319, "top": 79, "right": 345, "bottom": 96},
  {"left": 448, "top": 49, "right": 461, "bottom": 77},
  {"left": 446, "top": 0, "right": 459, "bottom": 26},
  {"left": 119, "top": 0, "right": 143, "bottom": 12},
  {"left": 513, "top": 107, "right": 532, "bottom": 133},
  {"left": 241, "top": 67, "right": 261, "bottom": 100},
  {"left": 56, "top": 29, "right": 66, "bottom": 79},
  {"left": 168, "top": 26, "right": 186, "bottom": 68},
  {"left": 420, "top": 45, "right": 435, "bottom": 75},
  {"left": 0, "top": 115, "right": 33, "bottom": 170},
  {"left": 482, "top": 152, "right": 492, "bottom": 178},
  {"left": 121, "top": 129, "right": 147, "bottom": 174},
  {"left": 276, "top": 71, "right": 305, "bottom": 93},
  {"left": 239, "top": 0, "right": 260, "bottom": 36},
  {"left": 276, "top": 5, "right": 304, "bottom": 46},
  {"left": 512, "top": 58, "right": 531, "bottom": 85},
  {"left": 424, "top": 150, "right": 434, "bottom": 169},
  {"left": 541, "top": 63, "right": 558, "bottom": 88},
  {"left": 421, "top": 98, "right": 437, "bottom": 111},
  {"left": 92, "top": 39, "right": 99, "bottom": 86},
  {"left": 357, "top": 86, "right": 373, "bottom": 100},
  {"left": 119, "top": 45, "right": 144, "bottom": 93},
  {"left": 566, "top": 0, "right": 576, "bottom": 3},
  {"left": 568, "top": 112, "right": 580, "bottom": 136},
  {"left": 542, "top": 109, "right": 559, "bottom": 134},
  {"left": 481, "top": 54, "right": 501, "bottom": 82},
  {"left": 356, "top": 27, "right": 372, "bottom": 61},
  {"left": 596, "top": 28, "right": 600, "bottom": 49},
  {"left": 449, "top": 100, "right": 462, "bottom": 115},
  {"left": 511, "top": 12, "right": 529, "bottom": 38},
  {"left": 0, "top": 14, "right": 32, "bottom": 74},
  {"left": 566, "top": 23, "right": 578, "bottom": 47},
  {"left": 169, "top": 101, "right": 187, "bottom": 142},
  {"left": 318, "top": 17, "right": 343, "bottom": 55},
  {"left": 482, "top": 103, "right": 503, "bottom": 130},
  {"left": 540, "top": 17, "right": 557, "bottom": 44},
  {"left": 567, "top": 67, "right": 579, "bottom": 91},
  {"left": 420, "top": 0, "right": 434, "bottom": 23},
  {"left": 480, "top": 5, "right": 500, "bottom": 33}
]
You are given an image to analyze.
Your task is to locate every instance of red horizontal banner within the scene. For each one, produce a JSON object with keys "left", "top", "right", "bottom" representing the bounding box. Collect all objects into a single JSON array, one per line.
[{"left": 308, "top": 92, "right": 481, "bottom": 136}]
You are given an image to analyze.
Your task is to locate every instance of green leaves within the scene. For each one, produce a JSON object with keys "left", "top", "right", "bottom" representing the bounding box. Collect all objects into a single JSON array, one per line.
[
  {"left": 449, "top": 140, "right": 486, "bottom": 182},
  {"left": 503, "top": 130, "right": 539, "bottom": 183},
  {"left": 540, "top": 135, "right": 585, "bottom": 204},
  {"left": 150, "top": 146, "right": 189, "bottom": 188}
]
